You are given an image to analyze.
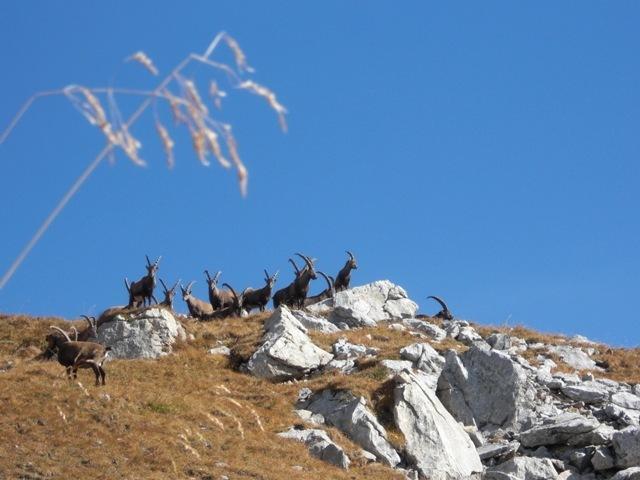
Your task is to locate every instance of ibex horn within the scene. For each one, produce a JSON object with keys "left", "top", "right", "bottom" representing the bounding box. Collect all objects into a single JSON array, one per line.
[
  {"left": 146, "top": 255, "right": 152, "bottom": 266},
  {"left": 288, "top": 258, "right": 300, "bottom": 275},
  {"left": 185, "top": 280, "right": 195, "bottom": 292},
  {"left": 346, "top": 250, "right": 355, "bottom": 261},
  {"left": 317, "top": 271, "right": 332, "bottom": 290},
  {"left": 222, "top": 283, "right": 239, "bottom": 302},
  {"left": 49, "top": 326, "right": 71, "bottom": 343},
  {"left": 428, "top": 295, "right": 450, "bottom": 313},
  {"left": 159, "top": 278, "right": 169, "bottom": 292}
]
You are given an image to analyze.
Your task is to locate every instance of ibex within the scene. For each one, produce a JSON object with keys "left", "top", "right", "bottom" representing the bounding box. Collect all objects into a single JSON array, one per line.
[
  {"left": 47, "top": 326, "right": 111, "bottom": 386},
  {"left": 77, "top": 315, "right": 97, "bottom": 341},
  {"left": 126, "top": 255, "right": 161, "bottom": 307},
  {"left": 208, "top": 283, "right": 246, "bottom": 319},
  {"left": 427, "top": 295, "right": 454, "bottom": 321},
  {"left": 204, "top": 270, "right": 235, "bottom": 310},
  {"left": 181, "top": 281, "right": 214, "bottom": 319},
  {"left": 273, "top": 254, "right": 316, "bottom": 309},
  {"left": 159, "top": 278, "right": 180, "bottom": 310},
  {"left": 334, "top": 250, "right": 357, "bottom": 292},
  {"left": 242, "top": 270, "right": 279, "bottom": 313},
  {"left": 304, "top": 271, "right": 335, "bottom": 306}
]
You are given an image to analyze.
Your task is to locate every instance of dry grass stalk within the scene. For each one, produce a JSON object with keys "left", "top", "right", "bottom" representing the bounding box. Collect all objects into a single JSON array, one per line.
[
  {"left": 239, "top": 80, "right": 288, "bottom": 132},
  {"left": 155, "top": 121, "right": 175, "bottom": 169},
  {"left": 127, "top": 51, "right": 159, "bottom": 76},
  {"left": 223, "top": 34, "right": 254, "bottom": 73},
  {"left": 209, "top": 80, "right": 226, "bottom": 109}
]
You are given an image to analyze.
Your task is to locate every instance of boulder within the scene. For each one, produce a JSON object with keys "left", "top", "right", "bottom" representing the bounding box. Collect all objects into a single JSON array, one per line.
[
  {"left": 437, "top": 346, "right": 537, "bottom": 431},
  {"left": 308, "top": 281, "right": 417, "bottom": 328},
  {"left": 612, "top": 392, "right": 640, "bottom": 411},
  {"left": 546, "top": 345, "right": 599, "bottom": 371},
  {"left": 245, "top": 306, "right": 333, "bottom": 381},
  {"left": 519, "top": 413, "right": 600, "bottom": 448},
  {"left": 291, "top": 310, "right": 341, "bottom": 333},
  {"left": 590, "top": 446, "right": 615, "bottom": 471},
  {"left": 400, "top": 343, "right": 445, "bottom": 390},
  {"left": 561, "top": 383, "right": 609, "bottom": 404},
  {"left": 402, "top": 319, "right": 447, "bottom": 341},
  {"left": 486, "top": 457, "right": 559, "bottom": 480},
  {"left": 96, "top": 307, "right": 185, "bottom": 359},
  {"left": 278, "top": 427, "right": 350, "bottom": 469},
  {"left": 332, "top": 338, "right": 378, "bottom": 360},
  {"left": 300, "top": 389, "right": 401, "bottom": 467},
  {"left": 487, "top": 333, "right": 512, "bottom": 350},
  {"left": 393, "top": 370, "right": 482, "bottom": 479},
  {"left": 612, "top": 426, "right": 640, "bottom": 468},
  {"left": 611, "top": 468, "right": 640, "bottom": 480},
  {"left": 477, "top": 442, "right": 520, "bottom": 462}
]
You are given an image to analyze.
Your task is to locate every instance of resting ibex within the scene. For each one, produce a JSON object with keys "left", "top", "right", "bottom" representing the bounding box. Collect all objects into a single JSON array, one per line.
[
  {"left": 334, "top": 250, "right": 357, "bottom": 292},
  {"left": 304, "top": 271, "right": 335, "bottom": 306},
  {"left": 159, "top": 278, "right": 180, "bottom": 310},
  {"left": 126, "top": 255, "right": 161, "bottom": 307},
  {"left": 77, "top": 315, "right": 97, "bottom": 341},
  {"left": 208, "top": 283, "right": 246, "bottom": 319},
  {"left": 204, "top": 270, "right": 235, "bottom": 310},
  {"left": 242, "top": 270, "right": 278, "bottom": 313},
  {"left": 47, "top": 326, "right": 111, "bottom": 386},
  {"left": 427, "top": 295, "right": 454, "bottom": 321},
  {"left": 181, "top": 281, "right": 214, "bottom": 319}
]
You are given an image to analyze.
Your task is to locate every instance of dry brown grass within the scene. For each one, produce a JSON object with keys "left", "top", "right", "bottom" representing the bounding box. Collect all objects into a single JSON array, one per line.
[{"left": 0, "top": 312, "right": 406, "bottom": 480}]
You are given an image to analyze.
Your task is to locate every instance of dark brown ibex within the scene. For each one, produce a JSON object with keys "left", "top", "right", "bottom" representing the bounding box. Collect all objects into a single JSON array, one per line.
[
  {"left": 242, "top": 270, "right": 279, "bottom": 313},
  {"left": 126, "top": 255, "right": 161, "bottom": 307},
  {"left": 273, "top": 261, "right": 300, "bottom": 308},
  {"left": 334, "top": 250, "right": 357, "bottom": 292},
  {"left": 427, "top": 295, "right": 453, "bottom": 320},
  {"left": 304, "top": 271, "right": 335, "bottom": 306},
  {"left": 77, "top": 315, "right": 97, "bottom": 341},
  {"left": 159, "top": 278, "right": 180, "bottom": 310},
  {"left": 204, "top": 270, "right": 235, "bottom": 310},
  {"left": 47, "top": 326, "right": 111, "bottom": 386},
  {"left": 181, "top": 281, "right": 214, "bottom": 319},
  {"left": 208, "top": 283, "right": 246, "bottom": 319},
  {"left": 291, "top": 253, "right": 317, "bottom": 308}
]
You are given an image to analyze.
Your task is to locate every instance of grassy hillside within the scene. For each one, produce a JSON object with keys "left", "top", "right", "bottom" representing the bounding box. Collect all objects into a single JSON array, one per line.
[{"left": 0, "top": 311, "right": 638, "bottom": 479}]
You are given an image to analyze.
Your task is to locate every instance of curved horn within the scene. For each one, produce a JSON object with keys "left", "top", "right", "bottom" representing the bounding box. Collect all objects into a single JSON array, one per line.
[
  {"left": 222, "top": 283, "right": 239, "bottom": 302},
  {"left": 70, "top": 326, "right": 78, "bottom": 341},
  {"left": 346, "top": 250, "right": 355, "bottom": 261},
  {"left": 171, "top": 279, "right": 180, "bottom": 292},
  {"left": 80, "top": 315, "right": 94, "bottom": 328},
  {"left": 185, "top": 280, "right": 195, "bottom": 293},
  {"left": 124, "top": 277, "right": 131, "bottom": 293},
  {"left": 288, "top": 258, "right": 300, "bottom": 275},
  {"left": 159, "top": 278, "right": 169, "bottom": 292},
  {"left": 204, "top": 270, "right": 212, "bottom": 283},
  {"left": 146, "top": 255, "right": 152, "bottom": 266},
  {"left": 295, "top": 253, "right": 314, "bottom": 270},
  {"left": 214, "top": 271, "right": 222, "bottom": 283},
  {"left": 317, "top": 271, "right": 332, "bottom": 290},
  {"left": 428, "top": 295, "right": 450, "bottom": 312},
  {"left": 49, "top": 326, "right": 71, "bottom": 343},
  {"left": 264, "top": 269, "right": 270, "bottom": 280}
]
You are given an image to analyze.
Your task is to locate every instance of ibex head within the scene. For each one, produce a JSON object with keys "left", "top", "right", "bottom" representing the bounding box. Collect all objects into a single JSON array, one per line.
[
  {"left": 160, "top": 278, "right": 180, "bottom": 307},
  {"left": 346, "top": 250, "right": 358, "bottom": 270},
  {"left": 181, "top": 281, "right": 195, "bottom": 300},
  {"left": 427, "top": 295, "right": 453, "bottom": 320},
  {"left": 204, "top": 270, "right": 222, "bottom": 289},
  {"left": 264, "top": 269, "right": 279, "bottom": 288},
  {"left": 80, "top": 315, "right": 97, "bottom": 338},
  {"left": 295, "top": 253, "right": 317, "bottom": 280},
  {"left": 145, "top": 255, "right": 161, "bottom": 277}
]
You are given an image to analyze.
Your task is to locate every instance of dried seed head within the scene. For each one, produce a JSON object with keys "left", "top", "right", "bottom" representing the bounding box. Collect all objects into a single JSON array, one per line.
[
  {"left": 209, "top": 80, "right": 227, "bottom": 110},
  {"left": 204, "top": 129, "right": 231, "bottom": 169},
  {"left": 238, "top": 80, "right": 287, "bottom": 132},
  {"left": 191, "top": 129, "right": 209, "bottom": 166},
  {"left": 120, "top": 128, "right": 145, "bottom": 167},
  {"left": 126, "top": 51, "right": 159, "bottom": 76},
  {"left": 223, "top": 34, "right": 254, "bottom": 73},
  {"left": 183, "top": 80, "right": 208, "bottom": 115},
  {"left": 224, "top": 128, "right": 248, "bottom": 197},
  {"left": 155, "top": 121, "right": 175, "bottom": 169},
  {"left": 164, "top": 90, "right": 187, "bottom": 124}
]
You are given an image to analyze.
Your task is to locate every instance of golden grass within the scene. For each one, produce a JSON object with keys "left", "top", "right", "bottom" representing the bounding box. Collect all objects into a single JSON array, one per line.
[{"left": 0, "top": 313, "right": 405, "bottom": 479}]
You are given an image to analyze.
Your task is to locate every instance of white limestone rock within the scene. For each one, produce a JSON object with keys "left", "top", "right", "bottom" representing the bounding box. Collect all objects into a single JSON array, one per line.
[
  {"left": 486, "top": 456, "right": 559, "bottom": 480},
  {"left": 278, "top": 427, "right": 350, "bottom": 469}
]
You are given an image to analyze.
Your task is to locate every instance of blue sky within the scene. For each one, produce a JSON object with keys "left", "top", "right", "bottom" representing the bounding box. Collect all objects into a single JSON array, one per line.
[{"left": 0, "top": 2, "right": 638, "bottom": 345}]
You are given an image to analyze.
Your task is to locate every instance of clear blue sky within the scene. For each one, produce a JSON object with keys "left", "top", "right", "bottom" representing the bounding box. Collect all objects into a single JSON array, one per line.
[{"left": 0, "top": 2, "right": 638, "bottom": 346}]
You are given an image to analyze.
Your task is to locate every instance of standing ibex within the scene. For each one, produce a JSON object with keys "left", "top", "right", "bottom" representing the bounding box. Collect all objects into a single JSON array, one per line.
[
  {"left": 204, "top": 270, "right": 235, "bottom": 310},
  {"left": 427, "top": 295, "right": 454, "bottom": 321},
  {"left": 291, "top": 253, "right": 317, "bottom": 309},
  {"left": 181, "top": 281, "right": 214, "bottom": 319},
  {"left": 242, "top": 270, "right": 279, "bottom": 313},
  {"left": 334, "top": 251, "right": 357, "bottom": 292},
  {"left": 304, "top": 271, "right": 335, "bottom": 306},
  {"left": 47, "top": 326, "right": 111, "bottom": 386},
  {"left": 159, "top": 278, "right": 180, "bottom": 310},
  {"left": 126, "top": 255, "right": 161, "bottom": 307}
]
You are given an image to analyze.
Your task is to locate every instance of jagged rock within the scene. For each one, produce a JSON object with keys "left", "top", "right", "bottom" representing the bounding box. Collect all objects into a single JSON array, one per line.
[
  {"left": 246, "top": 306, "right": 333, "bottom": 381},
  {"left": 332, "top": 338, "right": 378, "bottom": 360},
  {"left": 398, "top": 343, "right": 445, "bottom": 391},
  {"left": 437, "top": 346, "right": 537, "bottom": 431},
  {"left": 96, "top": 307, "right": 185, "bottom": 359},
  {"left": 380, "top": 359, "right": 414, "bottom": 375},
  {"left": 301, "top": 389, "right": 401, "bottom": 467},
  {"left": 605, "top": 403, "right": 640, "bottom": 427},
  {"left": 295, "top": 409, "right": 325, "bottom": 425},
  {"left": 519, "top": 413, "right": 600, "bottom": 447},
  {"left": 291, "top": 310, "right": 341, "bottom": 333},
  {"left": 457, "top": 326, "right": 489, "bottom": 348},
  {"left": 590, "top": 446, "right": 615, "bottom": 471},
  {"left": 612, "top": 392, "right": 640, "bottom": 411},
  {"left": 325, "top": 358, "right": 358, "bottom": 374},
  {"left": 486, "top": 457, "right": 559, "bottom": 480},
  {"left": 611, "top": 467, "right": 640, "bottom": 480},
  {"left": 558, "top": 472, "right": 597, "bottom": 480},
  {"left": 477, "top": 442, "right": 520, "bottom": 461},
  {"left": 402, "top": 319, "right": 447, "bottom": 341},
  {"left": 278, "top": 427, "right": 350, "bottom": 469},
  {"left": 567, "top": 423, "right": 614, "bottom": 446},
  {"left": 487, "top": 333, "right": 512, "bottom": 350},
  {"left": 393, "top": 370, "right": 482, "bottom": 480},
  {"left": 547, "top": 345, "right": 600, "bottom": 371},
  {"left": 561, "top": 383, "right": 609, "bottom": 404},
  {"left": 554, "top": 372, "right": 583, "bottom": 386},
  {"left": 612, "top": 426, "right": 640, "bottom": 468},
  {"left": 308, "top": 280, "right": 417, "bottom": 328}
]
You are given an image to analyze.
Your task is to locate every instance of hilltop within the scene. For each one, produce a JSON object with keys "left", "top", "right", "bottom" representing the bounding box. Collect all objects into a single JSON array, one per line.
[{"left": 1, "top": 281, "right": 639, "bottom": 480}]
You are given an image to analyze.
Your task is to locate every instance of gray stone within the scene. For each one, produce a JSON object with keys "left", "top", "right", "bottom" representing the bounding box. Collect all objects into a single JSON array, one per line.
[
  {"left": 567, "top": 423, "right": 614, "bottom": 446},
  {"left": 393, "top": 370, "right": 482, "bottom": 480},
  {"left": 301, "top": 389, "right": 400, "bottom": 467},
  {"left": 380, "top": 359, "right": 414, "bottom": 376},
  {"left": 612, "top": 426, "right": 640, "bottom": 468},
  {"left": 97, "top": 307, "right": 186, "bottom": 359},
  {"left": 612, "top": 392, "right": 640, "bottom": 411},
  {"left": 308, "top": 280, "right": 417, "bottom": 328},
  {"left": 325, "top": 358, "right": 357, "bottom": 374},
  {"left": 590, "top": 446, "right": 615, "bottom": 471},
  {"left": 400, "top": 343, "right": 445, "bottom": 372},
  {"left": 209, "top": 345, "right": 231, "bottom": 356},
  {"left": 332, "top": 337, "right": 377, "bottom": 360},
  {"left": 477, "top": 442, "right": 520, "bottom": 461},
  {"left": 278, "top": 427, "right": 350, "bottom": 469},
  {"left": 402, "top": 319, "right": 447, "bottom": 341},
  {"left": 437, "top": 350, "right": 477, "bottom": 428},
  {"left": 547, "top": 345, "right": 599, "bottom": 371},
  {"left": 561, "top": 383, "right": 609, "bottom": 404},
  {"left": 291, "top": 310, "right": 340, "bottom": 333},
  {"left": 486, "top": 457, "right": 559, "bottom": 480},
  {"left": 295, "top": 409, "right": 325, "bottom": 425},
  {"left": 605, "top": 403, "right": 640, "bottom": 427},
  {"left": 246, "top": 306, "right": 333, "bottom": 381},
  {"left": 487, "top": 333, "right": 512, "bottom": 350},
  {"left": 457, "top": 326, "right": 487, "bottom": 347},
  {"left": 519, "top": 413, "right": 600, "bottom": 447},
  {"left": 611, "top": 468, "right": 640, "bottom": 480}
]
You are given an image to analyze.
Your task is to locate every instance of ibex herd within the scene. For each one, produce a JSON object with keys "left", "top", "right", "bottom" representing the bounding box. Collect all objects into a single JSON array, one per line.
[{"left": 43, "top": 249, "right": 456, "bottom": 386}]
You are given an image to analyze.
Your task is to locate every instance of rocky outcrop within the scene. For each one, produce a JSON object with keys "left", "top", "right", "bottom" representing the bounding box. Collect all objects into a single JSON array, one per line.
[
  {"left": 291, "top": 310, "right": 340, "bottom": 333},
  {"left": 612, "top": 427, "right": 640, "bottom": 468},
  {"left": 278, "top": 427, "right": 350, "bottom": 469},
  {"left": 308, "top": 280, "right": 417, "bottom": 328},
  {"left": 519, "top": 413, "right": 600, "bottom": 448},
  {"left": 300, "top": 389, "right": 401, "bottom": 467},
  {"left": 393, "top": 370, "right": 482, "bottom": 479},
  {"left": 246, "top": 306, "right": 333, "bottom": 381},
  {"left": 486, "top": 456, "right": 559, "bottom": 480},
  {"left": 96, "top": 307, "right": 185, "bottom": 359}
]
